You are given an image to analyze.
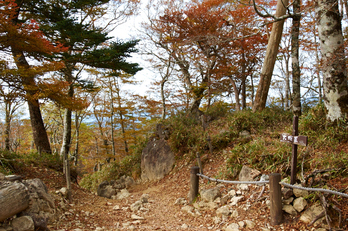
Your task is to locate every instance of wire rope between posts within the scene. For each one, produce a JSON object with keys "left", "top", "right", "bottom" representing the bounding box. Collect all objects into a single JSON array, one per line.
[
  {"left": 197, "top": 173, "right": 269, "bottom": 185},
  {"left": 280, "top": 182, "right": 348, "bottom": 198}
]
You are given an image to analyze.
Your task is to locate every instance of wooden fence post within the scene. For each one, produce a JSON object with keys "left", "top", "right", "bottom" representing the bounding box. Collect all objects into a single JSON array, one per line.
[
  {"left": 269, "top": 173, "right": 283, "bottom": 225},
  {"left": 189, "top": 166, "right": 200, "bottom": 204}
]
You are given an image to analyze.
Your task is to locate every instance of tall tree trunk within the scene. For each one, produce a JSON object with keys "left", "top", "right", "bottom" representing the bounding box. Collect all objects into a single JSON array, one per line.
[
  {"left": 60, "top": 81, "right": 73, "bottom": 202},
  {"left": 73, "top": 111, "right": 80, "bottom": 166},
  {"left": 283, "top": 52, "right": 291, "bottom": 109},
  {"left": 60, "top": 108, "right": 72, "bottom": 158},
  {"left": 291, "top": 0, "right": 302, "bottom": 117},
  {"left": 4, "top": 101, "right": 11, "bottom": 151},
  {"left": 116, "top": 89, "right": 129, "bottom": 155},
  {"left": 241, "top": 78, "right": 247, "bottom": 109},
  {"left": 253, "top": 0, "right": 290, "bottom": 112},
  {"left": 229, "top": 77, "right": 241, "bottom": 111},
  {"left": 241, "top": 53, "right": 247, "bottom": 110},
  {"left": 27, "top": 100, "right": 52, "bottom": 154},
  {"left": 250, "top": 74, "right": 255, "bottom": 107},
  {"left": 314, "top": 27, "right": 323, "bottom": 103},
  {"left": 161, "top": 79, "right": 167, "bottom": 120},
  {"left": 316, "top": 0, "right": 348, "bottom": 121},
  {"left": 109, "top": 80, "right": 116, "bottom": 158},
  {"left": 11, "top": 8, "right": 51, "bottom": 155}
]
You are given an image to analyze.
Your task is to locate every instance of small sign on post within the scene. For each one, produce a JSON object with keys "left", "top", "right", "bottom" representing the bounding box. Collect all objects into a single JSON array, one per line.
[
  {"left": 280, "top": 116, "right": 308, "bottom": 184},
  {"left": 280, "top": 134, "right": 308, "bottom": 146}
]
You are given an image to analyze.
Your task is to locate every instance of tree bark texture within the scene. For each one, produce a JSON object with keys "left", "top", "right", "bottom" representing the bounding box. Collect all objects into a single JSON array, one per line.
[
  {"left": 11, "top": 10, "right": 52, "bottom": 154},
  {"left": 253, "top": 0, "right": 290, "bottom": 112},
  {"left": 316, "top": 0, "right": 348, "bottom": 121},
  {"left": 229, "top": 76, "right": 241, "bottom": 111},
  {"left": 60, "top": 81, "right": 73, "bottom": 201},
  {"left": 291, "top": 0, "right": 302, "bottom": 117},
  {"left": 27, "top": 100, "right": 52, "bottom": 154},
  {"left": 0, "top": 183, "right": 30, "bottom": 222},
  {"left": 4, "top": 102, "right": 11, "bottom": 151},
  {"left": 73, "top": 113, "right": 80, "bottom": 166}
]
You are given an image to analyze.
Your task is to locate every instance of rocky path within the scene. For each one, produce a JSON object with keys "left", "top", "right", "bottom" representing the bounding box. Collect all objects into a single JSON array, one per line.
[{"left": 19, "top": 159, "right": 346, "bottom": 231}]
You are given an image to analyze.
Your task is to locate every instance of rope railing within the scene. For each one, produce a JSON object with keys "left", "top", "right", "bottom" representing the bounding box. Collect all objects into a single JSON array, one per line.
[
  {"left": 196, "top": 173, "right": 269, "bottom": 185},
  {"left": 197, "top": 172, "right": 348, "bottom": 198},
  {"left": 190, "top": 168, "right": 348, "bottom": 227},
  {"left": 280, "top": 182, "right": 348, "bottom": 198}
]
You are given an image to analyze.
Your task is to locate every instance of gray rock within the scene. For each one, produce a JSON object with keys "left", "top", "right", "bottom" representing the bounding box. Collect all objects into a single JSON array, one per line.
[
  {"left": 123, "top": 176, "right": 135, "bottom": 188},
  {"left": 130, "top": 201, "right": 142, "bottom": 212},
  {"left": 225, "top": 223, "right": 239, "bottom": 231},
  {"left": 282, "top": 197, "right": 294, "bottom": 205},
  {"left": 282, "top": 188, "right": 293, "bottom": 200},
  {"left": 231, "top": 210, "right": 239, "bottom": 218},
  {"left": 140, "top": 194, "right": 149, "bottom": 203},
  {"left": 244, "top": 220, "right": 255, "bottom": 228},
  {"left": 174, "top": 198, "right": 187, "bottom": 205},
  {"left": 201, "top": 188, "right": 221, "bottom": 202},
  {"left": 230, "top": 196, "right": 244, "bottom": 206},
  {"left": 238, "top": 184, "right": 249, "bottom": 191},
  {"left": 181, "top": 206, "right": 195, "bottom": 216},
  {"left": 300, "top": 202, "right": 324, "bottom": 224},
  {"left": 11, "top": 216, "right": 34, "bottom": 231},
  {"left": 216, "top": 206, "right": 230, "bottom": 218},
  {"left": 116, "top": 189, "right": 130, "bottom": 200},
  {"left": 131, "top": 214, "right": 144, "bottom": 220},
  {"left": 282, "top": 204, "right": 297, "bottom": 216},
  {"left": 141, "top": 137, "right": 175, "bottom": 181},
  {"left": 293, "top": 197, "right": 307, "bottom": 212},
  {"left": 20, "top": 179, "right": 55, "bottom": 227},
  {"left": 57, "top": 187, "right": 68, "bottom": 197},
  {"left": 228, "top": 189, "right": 236, "bottom": 197},
  {"left": 238, "top": 166, "right": 261, "bottom": 181},
  {"left": 237, "top": 221, "right": 245, "bottom": 228},
  {"left": 293, "top": 184, "right": 309, "bottom": 197},
  {"left": 97, "top": 182, "right": 116, "bottom": 199},
  {"left": 155, "top": 124, "right": 171, "bottom": 140}
]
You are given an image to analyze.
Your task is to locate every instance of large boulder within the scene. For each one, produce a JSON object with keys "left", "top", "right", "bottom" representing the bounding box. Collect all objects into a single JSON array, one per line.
[
  {"left": 141, "top": 136, "right": 175, "bottom": 181},
  {"left": 19, "top": 179, "right": 56, "bottom": 229}
]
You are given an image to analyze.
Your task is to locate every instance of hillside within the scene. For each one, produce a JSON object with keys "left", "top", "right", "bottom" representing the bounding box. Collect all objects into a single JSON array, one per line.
[
  {"left": 1, "top": 107, "right": 347, "bottom": 230},
  {"left": 2, "top": 151, "right": 346, "bottom": 231}
]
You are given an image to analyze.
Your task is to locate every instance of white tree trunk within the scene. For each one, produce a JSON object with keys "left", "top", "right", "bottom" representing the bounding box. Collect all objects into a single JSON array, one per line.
[{"left": 316, "top": 0, "right": 348, "bottom": 121}]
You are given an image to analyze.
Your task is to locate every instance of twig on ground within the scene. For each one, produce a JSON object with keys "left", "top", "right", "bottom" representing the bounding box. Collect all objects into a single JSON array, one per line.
[
  {"left": 308, "top": 211, "right": 325, "bottom": 227},
  {"left": 332, "top": 205, "right": 342, "bottom": 228},
  {"left": 319, "top": 193, "right": 332, "bottom": 231},
  {"left": 256, "top": 185, "right": 266, "bottom": 201}
]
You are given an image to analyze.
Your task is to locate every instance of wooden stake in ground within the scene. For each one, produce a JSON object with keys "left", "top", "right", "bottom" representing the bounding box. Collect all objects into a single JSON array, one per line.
[
  {"left": 189, "top": 166, "right": 200, "bottom": 204},
  {"left": 269, "top": 173, "right": 282, "bottom": 225}
]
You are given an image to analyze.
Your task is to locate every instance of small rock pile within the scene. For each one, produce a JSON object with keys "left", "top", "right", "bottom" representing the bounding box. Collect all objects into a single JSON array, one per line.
[
  {"left": 175, "top": 166, "right": 331, "bottom": 231},
  {"left": 97, "top": 175, "right": 135, "bottom": 199},
  {"left": 0, "top": 174, "right": 57, "bottom": 231}
]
